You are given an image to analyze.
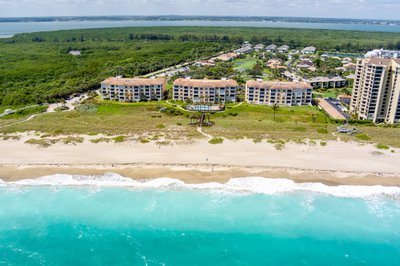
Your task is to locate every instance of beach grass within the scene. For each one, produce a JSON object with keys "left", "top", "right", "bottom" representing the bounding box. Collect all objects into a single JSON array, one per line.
[
  {"left": 205, "top": 104, "right": 337, "bottom": 141},
  {"left": 62, "top": 136, "right": 84, "bottom": 145},
  {"left": 376, "top": 143, "right": 390, "bottom": 150},
  {"left": 1, "top": 101, "right": 400, "bottom": 147},
  {"left": 113, "top": 136, "right": 126, "bottom": 143},
  {"left": 208, "top": 137, "right": 224, "bottom": 144},
  {"left": 25, "top": 138, "right": 55, "bottom": 148},
  {"left": 0, "top": 100, "right": 196, "bottom": 138},
  {"left": 90, "top": 137, "right": 111, "bottom": 143},
  {"left": 355, "top": 134, "right": 371, "bottom": 141}
]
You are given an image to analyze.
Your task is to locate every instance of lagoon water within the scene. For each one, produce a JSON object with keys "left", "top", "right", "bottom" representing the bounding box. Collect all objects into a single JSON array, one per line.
[
  {"left": 1, "top": 20, "right": 400, "bottom": 38},
  {"left": 0, "top": 175, "right": 400, "bottom": 265}
]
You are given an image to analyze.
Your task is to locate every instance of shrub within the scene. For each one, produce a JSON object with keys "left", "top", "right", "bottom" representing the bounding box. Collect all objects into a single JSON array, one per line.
[
  {"left": 90, "top": 138, "right": 111, "bottom": 143},
  {"left": 317, "top": 128, "right": 328, "bottom": 134},
  {"left": 348, "top": 119, "right": 374, "bottom": 125},
  {"left": 274, "top": 143, "right": 285, "bottom": 150},
  {"left": 1, "top": 135, "right": 20, "bottom": 141},
  {"left": 113, "top": 136, "right": 126, "bottom": 143},
  {"left": 320, "top": 141, "right": 327, "bottom": 146},
  {"left": 62, "top": 136, "right": 84, "bottom": 145},
  {"left": 292, "top": 139, "right": 307, "bottom": 145},
  {"left": 208, "top": 137, "right": 224, "bottom": 144},
  {"left": 25, "top": 138, "right": 52, "bottom": 148},
  {"left": 293, "top": 127, "right": 306, "bottom": 132},
  {"left": 156, "top": 124, "right": 166, "bottom": 129},
  {"left": 54, "top": 106, "right": 69, "bottom": 112},
  {"left": 376, "top": 143, "right": 389, "bottom": 150},
  {"left": 76, "top": 103, "right": 98, "bottom": 113},
  {"left": 355, "top": 134, "right": 371, "bottom": 141},
  {"left": 276, "top": 139, "right": 286, "bottom": 145}
]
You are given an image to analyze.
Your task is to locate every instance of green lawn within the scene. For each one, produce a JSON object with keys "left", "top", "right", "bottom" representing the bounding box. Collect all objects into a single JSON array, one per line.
[
  {"left": 233, "top": 56, "right": 258, "bottom": 71},
  {"left": 313, "top": 88, "right": 353, "bottom": 99}
]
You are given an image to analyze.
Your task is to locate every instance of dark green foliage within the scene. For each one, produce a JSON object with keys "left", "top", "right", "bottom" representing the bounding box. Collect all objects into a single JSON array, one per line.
[
  {"left": 2, "top": 26, "right": 400, "bottom": 109},
  {"left": 0, "top": 27, "right": 231, "bottom": 108},
  {"left": 75, "top": 103, "right": 99, "bottom": 113},
  {"left": 186, "top": 62, "right": 236, "bottom": 79}
]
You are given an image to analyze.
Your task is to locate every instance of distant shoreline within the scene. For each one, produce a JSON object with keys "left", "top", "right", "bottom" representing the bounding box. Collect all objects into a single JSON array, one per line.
[
  {"left": 1, "top": 16, "right": 399, "bottom": 25},
  {"left": 2, "top": 19, "right": 400, "bottom": 38}
]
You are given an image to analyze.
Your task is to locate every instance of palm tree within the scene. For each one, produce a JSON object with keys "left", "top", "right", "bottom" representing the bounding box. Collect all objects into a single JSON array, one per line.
[
  {"left": 125, "top": 90, "right": 133, "bottom": 102},
  {"left": 272, "top": 103, "right": 279, "bottom": 121}
]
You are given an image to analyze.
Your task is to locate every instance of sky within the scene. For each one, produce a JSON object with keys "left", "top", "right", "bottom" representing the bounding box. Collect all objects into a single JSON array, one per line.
[{"left": 0, "top": 0, "right": 400, "bottom": 20}]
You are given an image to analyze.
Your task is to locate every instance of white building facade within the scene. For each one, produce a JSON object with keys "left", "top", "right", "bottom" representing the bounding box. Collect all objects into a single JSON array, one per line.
[
  {"left": 246, "top": 80, "right": 313, "bottom": 106},
  {"left": 350, "top": 58, "right": 400, "bottom": 124},
  {"left": 173, "top": 78, "right": 237, "bottom": 103},
  {"left": 101, "top": 77, "right": 166, "bottom": 102}
]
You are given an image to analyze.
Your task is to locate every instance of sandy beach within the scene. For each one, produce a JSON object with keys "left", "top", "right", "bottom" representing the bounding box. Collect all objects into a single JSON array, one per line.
[{"left": 1, "top": 134, "right": 400, "bottom": 186}]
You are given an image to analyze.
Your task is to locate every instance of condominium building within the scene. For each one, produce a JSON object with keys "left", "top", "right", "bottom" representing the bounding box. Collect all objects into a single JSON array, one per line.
[
  {"left": 277, "top": 45, "right": 289, "bottom": 53},
  {"left": 265, "top": 44, "right": 277, "bottom": 53},
  {"left": 173, "top": 78, "right": 237, "bottom": 103},
  {"left": 100, "top": 77, "right": 166, "bottom": 102},
  {"left": 305, "top": 76, "right": 347, "bottom": 89},
  {"left": 302, "top": 46, "right": 317, "bottom": 54},
  {"left": 365, "top": 49, "right": 400, "bottom": 59},
  {"left": 350, "top": 58, "right": 400, "bottom": 123},
  {"left": 245, "top": 80, "right": 312, "bottom": 106}
]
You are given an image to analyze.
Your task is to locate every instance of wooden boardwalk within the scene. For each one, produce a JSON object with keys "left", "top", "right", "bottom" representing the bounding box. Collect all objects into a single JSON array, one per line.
[{"left": 317, "top": 98, "right": 347, "bottom": 120}]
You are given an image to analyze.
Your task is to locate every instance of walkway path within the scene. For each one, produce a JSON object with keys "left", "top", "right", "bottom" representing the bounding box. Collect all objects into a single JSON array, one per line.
[
  {"left": 1, "top": 93, "right": 89, "bottom": 129},
  {"left": 0, "top": 104, "right": 39, "bottom": 118},
  {"left": 47, "top": 94, "right": 89, "bottom": 113},
  {"left": 196, "top": 127, "right": 213, "bottom": 140}
]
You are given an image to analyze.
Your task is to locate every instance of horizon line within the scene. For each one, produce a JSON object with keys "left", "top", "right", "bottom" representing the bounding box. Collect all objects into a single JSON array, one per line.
[{"left": 0, "top": 15, "right": 399, "bottom": 22}]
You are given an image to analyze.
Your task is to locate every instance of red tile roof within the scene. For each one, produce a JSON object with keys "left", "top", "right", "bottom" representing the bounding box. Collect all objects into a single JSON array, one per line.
[
  {"left": 246, "top": 80, "right": 312, "bottom": 90},
  {"left": 102, "top": 77, "right": 166, "bottom": 86},
  {"left": 173, "top": 78, "right": 237, "bottom": 87}
]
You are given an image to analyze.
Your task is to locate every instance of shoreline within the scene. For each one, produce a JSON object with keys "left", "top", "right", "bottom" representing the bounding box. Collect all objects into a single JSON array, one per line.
[
  {"left": 1, "top": 163, "right": 400, "bottom": 187},
  {"left": 1, "top": 135, "right": 400, "bottom": 186}
]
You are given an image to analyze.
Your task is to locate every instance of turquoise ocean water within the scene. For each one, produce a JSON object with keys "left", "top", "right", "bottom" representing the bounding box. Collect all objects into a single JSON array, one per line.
[{"left": 0, "top": 174, "right": 400, "bottom": 265}]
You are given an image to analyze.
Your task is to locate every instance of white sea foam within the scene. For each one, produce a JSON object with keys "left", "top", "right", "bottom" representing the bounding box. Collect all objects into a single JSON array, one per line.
[{"left": 1, "top": 174, "right": 400, "bottom": 199}]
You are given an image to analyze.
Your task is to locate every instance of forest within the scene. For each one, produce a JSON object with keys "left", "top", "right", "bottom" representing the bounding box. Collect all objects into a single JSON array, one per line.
[{"left": 1, "top": 26, "right": 400, "bottom": 108}]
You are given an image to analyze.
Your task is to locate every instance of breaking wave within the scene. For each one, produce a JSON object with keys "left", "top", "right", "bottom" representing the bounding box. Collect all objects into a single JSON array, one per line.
[{"left": 1, "top": 173, "right": 400, "bottom": 199}]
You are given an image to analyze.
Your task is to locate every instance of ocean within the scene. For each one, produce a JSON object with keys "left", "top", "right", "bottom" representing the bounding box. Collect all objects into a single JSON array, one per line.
[
  {"left": 1, "top": 20, "right": 400, "bottom": 38},
  {"left": 0, "top": 174, "right": 399, "bottom": 265}
]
